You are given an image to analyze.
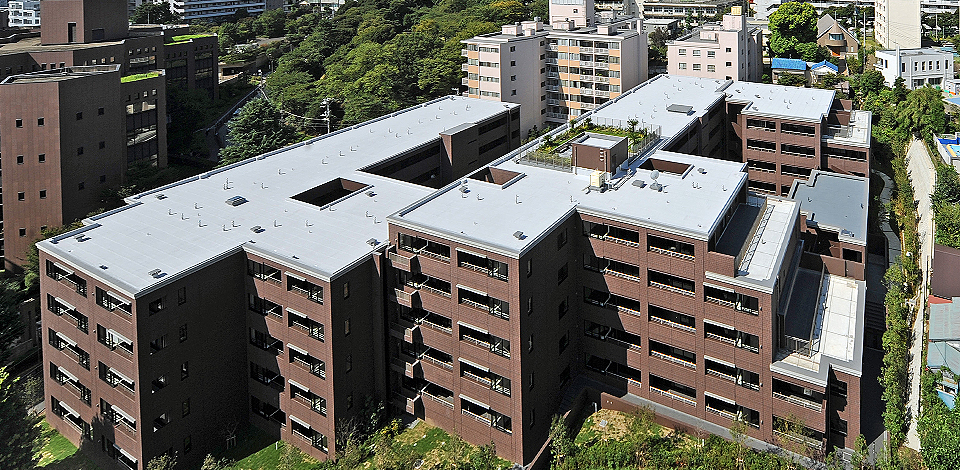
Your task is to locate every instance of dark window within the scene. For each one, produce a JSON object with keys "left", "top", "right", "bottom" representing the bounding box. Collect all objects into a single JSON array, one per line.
[
  {"left": 16, "top": 155, "right": 23, "bottom": 164},
  {"left": 559, "top": 331, "right": 569, "bottom": 354},
  {"left": 76, "top": 112, "right": 83, "bottom": 120},
  {"left": 842, "top": 248, "right": 862, "bottom": 263},
  {"left": 100, "top": 175, "right": 106, "bottom": 183},
  {"left": 182, "top": 398, "right": 190, "bottom": 417},
  {"left": 98, "top": 107, "right": 105, "bottom": 116},
  {"left": 344, "top": 318, "right": 351, "bottom": 336},
  {"left": 38, "top": 117, "right": 44, "bottom": 126},
  {"left": 15, "top": 119, "right": 22, "bottom": 128},
  {"left": 149, "top": 297, "right": 165, "bottom": 314},
  {"left": 40, "top": 190, "right": 46, "bottom": 199},
  {"left": 557, "top": 263, "right": 568, "bottom": 284},
  {"left": 181, "top": 361, "right": 189, "bottom": 380},
  {"left": 17, "top": 192, "right": 24, "bottom": 201},
  {"left": 39, "top": 154, "right": 45, "bottom": 163},
  {"left": 77, "top": 147, "right": 84, "bottom": 156},
  {"left": 183, "top": 435, "right": 192, "bottom": 454},
  {"left": 178, "top": 287, "right": 187, "bottom": 305},
  {"left": 557, "top": 228, "right": 568, "bottom": 249},
  {"left": 179, "top": 324, "right": 187, "bottom": 342},
  {"left": 18, "top": 228, "right": 26, "bottom": 237},
  {"left": 526, "top": 259, "right": 533, "bottom": 277},
  {"left": 99, "top": 141, "right": 105, "bottom": 150},
  {"left": 343, "top": 282, "right": 350, "bottom": 299},
  {"left": 558, "top": 297, "right": 568, "bottom": 319}
]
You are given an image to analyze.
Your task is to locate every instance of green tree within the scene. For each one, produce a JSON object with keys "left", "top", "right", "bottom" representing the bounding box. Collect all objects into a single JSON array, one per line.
[
  {"left": 0, "top": 277, "right": 28, "bottom": 364},
  {"left": 854, "top": 69, "right": 885, "bottom": 98},
  {"left": 130, "top": 2, "right": 181, "bottom": 24},
  {"left": 777, "top": 73, "right": 807, "bottom": 87},
  {"left": 200, "top": 454, "right": 235, "bottom": 470},
  {"left": 147, "top": 453, "right": 178, "bottom": 470},
  {"left": 253, "top": 9, "right": 287, "bottom": 38},
  {"left": 549, "top": 416, "right": 575, "bottom": 469},
  {"left": 768, "top": 2, "right": 819, "bottom": 58},
  {"left": 0, "top": 368, "right": 43, "bottom": 470},
  {"left": 933, "top": 165, "right": 960, "bottom": 209},
  {"left": 897, "top": 86, "right": 947, "bottom": 138},
  {"left": 935, "top": 203, "right": 960, "bottom": 248},
  {"left": 219, "top": 97, "right": 299, "bottom": 165}
]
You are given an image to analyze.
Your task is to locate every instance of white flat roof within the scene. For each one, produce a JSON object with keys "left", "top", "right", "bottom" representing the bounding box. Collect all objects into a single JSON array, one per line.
[
  {"left": 38, "top": 96, "right": 518, "bottom": 297},
  {"left": 725, "top": 81, "right": 835, "bottom": 123},
  {"left": 737, "top": 198, "right": 796, "bottom": 283},
  {"left": 393, "top": 150, "right": 747, "bottom": 257}
]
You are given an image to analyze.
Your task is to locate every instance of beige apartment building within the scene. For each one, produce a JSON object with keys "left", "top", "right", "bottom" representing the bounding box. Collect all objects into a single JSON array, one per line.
[
  {"left": 875, "top": 0, "right": 921, "bottom": 49},
  {"left": 666, "top": 10, "right": 762, "bottom": 82},
  {"left": 462, "top": 3, "right": 647, "bottom": 135}
]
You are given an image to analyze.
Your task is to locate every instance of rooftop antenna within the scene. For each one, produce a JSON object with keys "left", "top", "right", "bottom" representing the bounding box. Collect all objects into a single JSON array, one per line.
[{"left": 650, "top": 170, "right": 662, "bottom": 191}]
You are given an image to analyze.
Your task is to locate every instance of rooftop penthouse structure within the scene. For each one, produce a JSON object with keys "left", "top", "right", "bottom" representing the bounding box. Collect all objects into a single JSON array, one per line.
[{"left": 40, "top": 75, "right": 869, "bottom": 469}]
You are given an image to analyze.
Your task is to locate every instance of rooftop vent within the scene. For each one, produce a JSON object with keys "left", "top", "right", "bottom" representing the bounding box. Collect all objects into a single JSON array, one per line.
[
  {"left": 148, "top": 269, "right": 162, "bottom": 278},
  {"left": 698, "top": 167, "right": 706, "bottom": 174},
  {"left": 513, "top": 231, "right": 525, "bottom": 240},
  {"left": 226, "top": 196, "right": 248, "bottom": 206},
  {"left": 250, "top": 225, "right": 264, "bottom": 233},
  {"left": 366, "top": 238, "right": 378, "bottom": 246},
  {"left": 156, "top": 193, "right": 167, "bottom": 200}
]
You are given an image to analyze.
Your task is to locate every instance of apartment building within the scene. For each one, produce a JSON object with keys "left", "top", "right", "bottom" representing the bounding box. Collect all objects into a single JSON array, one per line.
[
  {"left": 641, "top": 0, "right": 736, "bottom": 19},
  {"left": 874, "top": 47, "right": 954, "bottom": 89},
  {"left": 38, "top": 73, "right": 871, "bottom": 469},
  {"left": 462, "top": 5, "right": 647, "bottom": 136},
  {"left": 39, "top": 97, "right": 521, "bottom": 470},
  {"left": 0, "top": 0, "right": 218, "bottom": 269},
  {"left": 666, "top": 11, "right": 762, "bottom": 82},
  {"left": 7, "top": 0, "right": 40, "bottom": 27},
  {"left": 876, "top": 0, "right": 922, "bottom": 49}
]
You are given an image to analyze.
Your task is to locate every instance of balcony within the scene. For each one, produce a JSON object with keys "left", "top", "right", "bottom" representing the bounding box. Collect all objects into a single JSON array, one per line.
[
  {"left": 422, "top": 385, "right": 455, "bottom": 409},
  {"left": 393, "top": 288, "right": 417, "bottom": 308},
  {"left": 461, "top": 64, "right": 469, "bottom": 71},
  {"left": 650, "top": 350, "right": 696, "bottom": 369},
  {"left": 458, "top": 288, "right": 509, "bottom": 320},
  {"left": 774, "top": 429, "right": 823, "bottom": 449},
  {"left": 648, "top": 245, "right": 695, "bottom": 261},
  {"left": 461, "top": 50, "right": 469, "bottom": 57},
  {"left": 648, "top": 306, "right": 696, "bottom": 333},
  {"left": 649, "top": 280, "right": 694, "bottom": 297},
  {"left": 649, "top": 385, "right": 696, "bottom": 406},
  {"left": 773, "top": 391, "right": 823, "bottom": 411},
  {"left": 461, "top": 78, "right": 470, "bottom": 86}
]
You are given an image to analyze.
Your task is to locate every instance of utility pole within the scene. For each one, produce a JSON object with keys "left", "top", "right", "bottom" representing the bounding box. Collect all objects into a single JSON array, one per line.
[{"left": 320, "top": 98, "right": 332, "bottom": 134}]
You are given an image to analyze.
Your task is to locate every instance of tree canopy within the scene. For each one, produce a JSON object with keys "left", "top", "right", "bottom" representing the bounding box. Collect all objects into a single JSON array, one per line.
[
  {"left": 219, "top": 96, "right": 299, "bottom": 165},
  {"left": 130, "top": 2, "right": 181, "bottom": 24},
  {"left": 768, "top": 2, "right": 826, "bottom": 60},
  {"left": 0, "top": 368, "right": 43, "bottom": 470}
]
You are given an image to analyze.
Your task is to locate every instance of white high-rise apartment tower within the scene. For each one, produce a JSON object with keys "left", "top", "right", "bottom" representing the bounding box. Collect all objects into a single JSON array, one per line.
[{"left": 875, "top": 0, "right": 922, "bottom": 48}]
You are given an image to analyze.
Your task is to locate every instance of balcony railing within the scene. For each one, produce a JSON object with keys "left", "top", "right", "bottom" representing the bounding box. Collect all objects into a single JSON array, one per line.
[
  {"left": 422, "top": 319, "right": 452, "bottom": 335},
  {"left": 387, "top": 251, "right": 415, "bottom": 271},
  {"left": 774, "top": 430, "right": 822, "bottom": 449},
  {"left": 706, "top": 368, "right": 736, "bottom": 382},
  {"left": 462, "top": 335, "right": 490, "bottom": 350},
  {"left": 705, "top": 295, "right": 736, "bottom": 309},
  {"left": 706, "top": 405, "right": 737, "bottom": 421},
  {"left": 649, "top": 246, "right": 695, "bottom": 261},
  {"left": 649, "top": 316, "right": 696, "bottom": 333},
  {"left": 462, "top": 409, "right": 492, "bottom": 425},
  {"left": 650, "top": 386, "right": 696, "bottom": 406},
  {"left": 706, "top": 332, "right": 736, "bottom": 346},
  {"left": 773, "top": 392, "right": 822, "bottom": 411},
  {"left": 423, "top": 391, "right": 454, "bottom": 408},
  {"left": 650, "top": 350, "right": 696, "bottom": 369},
  {"left": 649, "top": 281, "right": 695, "bottom": 297},
  {"left": 421, "top": 354, "right": 453, "bottom": 371},
  {"left": 606, "top": 335, "right": 643, "bottom": 352},
  {"left": 420, "top": 284, "right": 451, "bottom": 298},
  {"left": 462, "top": 370, "right": 492, "bottom": 387},
  {"left": 602, "top": 268, "right": 641, "bottom": 282}
]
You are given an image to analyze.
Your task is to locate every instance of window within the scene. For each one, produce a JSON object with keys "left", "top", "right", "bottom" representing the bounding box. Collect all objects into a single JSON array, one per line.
[
  {"left": 726, "top": 61, "right": 732, "bottom": 67},
  {"left": 347, "top": 393, "right": 354, "bottom": 410},
  {"left": 76, "top": 112, "right": 83, "bottom": 120},
  {"left": 39, "top": 154, "right": 45, "bottom": 163},
  {"left": 557, "top": 263, "right": 568, "bottom": 284},
  {"left": 15, "top": 119, "right": 22, "bottom": 128},
  {"left": 343, "top": 282, "right": 350, "bottom": 299},
  {"left": 692, "top": 64, "right": 701, "bottom": 71},
  {"left": 725, "top": 47, "right": 732, "bottom": 52},
  {"left": 99, "top": 141, "right": 105, "bottom": 150},
  {"left": 40, "top": 190, "right": 46, "bottom": 199},
  {"left": 38, "top": 117, "right": 44, "bottom": 126},
  {"left": 558, "top": 297, "right": 568, "bottom": 319},
  {"left": 510, "top": 60, "right": 516, "bottom": 66},
  {"left": 177, "top": 287, "right": 187, "bottom": 305},
  {"left": 16, "top": 155, "right": 23, "bottom": 164},
  {"left": 183, "top": 435, "right": 192, "bottom": 454},
  {"left": 344, "top": 318, "right": 351, "bottom": 336},
  {"left": 557, "top": 228, "right": 568, "bottom": 249},
  {"left": 526, "top": 259, "right": 533, "bottom": 277},
  {"left": 346, "top": 354, "right": 352, "bottom": 372},
  {"left": 182, "top": 398, "right": 190, "bottom": 417},
  {"left": 510, "top": 46, "right": 516, "bottom": 52},
  {"left": 692, "top": 50, "right": 701, "bottom": 57},
  {"left": 288, "top": 276, "right": 322, "bottom": 303},
  {"left": 149, "top": 297, "right": 165, "bottom": 314},
  {"left": 678, "top": 48, "right": 686, "bottom": 55},
  {"left": 678, "top": 63, "right": 687, "bottom": 70},
  {"left": 511, "top": 90, "right": 517, "bottom": 96},
  {"left": 18, "top": 228, "right": 25, "bottom": 237},
  {"left": 559, "top": 332, "right": 569, "bottom": 353},
  {"left": 707, "top": 65, "right": 715, "bottom": 72},
  {"left": 528, "top": 334, "right": 534, "bottom": 352},
  {"left": 181, "top": 361, "right": 189, "bottom": 380},
  {"left": 529, "top": 371, "right": 535, "bottom": 390},
  {"left": 98, "top": 107, "right": 105, "bottom": 115},
  {"left": 179, "top": 324, "right": 187, "bottom": 342},
  {"left": 17, "top": 192, "right": 24, "bottom": 201},
  {"left": 77, "top": 147, "right": 84, "bottom": 156},
  {"left": 707, "top": 51, "right": 716, "bottom": 58},
  {"left": 829, "top": 33, "right": 843, "bottom": 41},
  {"left": 150, "top": 334, "right": 167, "bottom": 354}
]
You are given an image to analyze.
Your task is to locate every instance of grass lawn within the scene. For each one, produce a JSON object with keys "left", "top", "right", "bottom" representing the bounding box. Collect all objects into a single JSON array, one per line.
[
  {"left": 215, "top": 426, "right": 319, "bottom": 470},
  {"left": 37, "top": 420, "right": 102, "bottom": 470}
]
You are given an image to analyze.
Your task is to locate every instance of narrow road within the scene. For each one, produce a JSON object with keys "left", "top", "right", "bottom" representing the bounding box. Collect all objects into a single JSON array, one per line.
[{"left": 905, "top": 138, "right": 936, "bottom": 451}]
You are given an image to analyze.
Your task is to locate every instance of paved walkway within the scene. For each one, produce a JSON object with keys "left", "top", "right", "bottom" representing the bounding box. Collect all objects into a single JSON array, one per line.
[
  {"left": 874, "top": 170, "right": 901, "bottom": 265},
  {"left": 905, "top": 138, "right": 936, "bottom": 451}
]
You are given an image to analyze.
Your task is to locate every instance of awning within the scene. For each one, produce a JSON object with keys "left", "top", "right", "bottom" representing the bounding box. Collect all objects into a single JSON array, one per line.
[
  {"left": 459, "top": 358, "right": 488, "bottom": 372},
  {"left": 58, "top": 367, "right": 78, "bottom": 383},
  {"left": 456, "top": 284, "right": 487, "bottom": 296},
  {"left": 703, "top": 318, "right": 735, "bottom": 331},
  {"left": 290, "top": 415, "right": 310, "bottom": 428},
  {"left": 458, "top": 394, "right": 488, "bottom": 408},
  {"left": 116, "top": 446, "right": 137, "bottom": 463},
  {"left": 288, "top": 379, "right": 308, "bottom": 391},
  {"left": 456, "top": 321, "right": 487, "bottom": 334},
  {"left": 112, "top": 406, "right": 136, "bottom": 424},
  {"left": 110, "top": 368, "right": 133, "bottom": 385},
  {"left": 456, "top": 248, "right": 487, "bottom": 259},
  {"left": 287, "top": 343, "right": 308, "bottom": 355},
  {"left": 286, "top": 308, "right": 307, "bottom": 319},
  {"left": 54, "top": 297, "right": 76, "bottom": 312},
  {"left": 704, "top": 391, "right": 735, "bottom": 404},
  {"left": 108, "top": 329, "right": 132, "bottom": 345},
  {"left": 704, "top": 355, "right": 735, "bottom": 368},
  {"left": 285, "top": 272, "right": 306, "bottom": 281},
  {"left": 59, "top": 401, "right": 80, "bottom": 417},
  {"left": 57, "top": 331, "right": 77, "bottom": 347},
  {"left": 53, "top": 262, "right": 74, "bottom": 276}
]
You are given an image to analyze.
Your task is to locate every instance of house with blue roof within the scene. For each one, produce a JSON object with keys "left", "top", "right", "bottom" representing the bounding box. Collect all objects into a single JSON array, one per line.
[
  {"left": 772, "top": 58, "right": 809, "bottom": 85},
  {"left": 928, "top": 296, "right": 960, "bottom": 409}
]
